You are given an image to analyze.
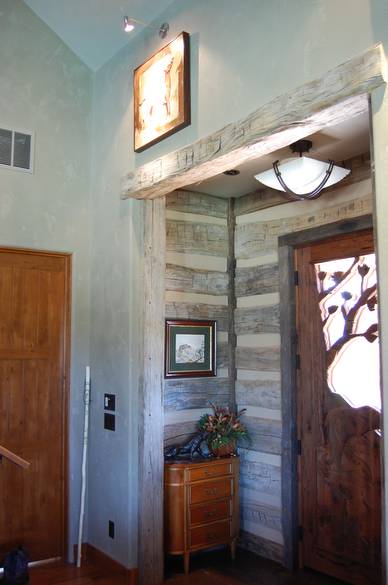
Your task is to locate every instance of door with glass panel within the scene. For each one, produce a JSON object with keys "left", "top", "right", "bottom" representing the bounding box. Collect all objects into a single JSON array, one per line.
[{"left": 295, "top": 229, "right": 381, "bottom": 585}]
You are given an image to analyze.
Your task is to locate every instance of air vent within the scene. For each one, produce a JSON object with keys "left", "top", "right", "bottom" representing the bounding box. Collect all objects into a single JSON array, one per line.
[{"left": 0, "top": 127, "right": 33, "bottom": 172}]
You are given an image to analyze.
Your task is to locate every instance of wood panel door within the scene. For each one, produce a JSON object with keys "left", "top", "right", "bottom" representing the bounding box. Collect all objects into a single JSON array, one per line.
[
  {"left": 0, "top": 249, "right": 70, "bottom": 562},
  {"left": 295, "top": 230, "right": 381, "bottom": 584}
]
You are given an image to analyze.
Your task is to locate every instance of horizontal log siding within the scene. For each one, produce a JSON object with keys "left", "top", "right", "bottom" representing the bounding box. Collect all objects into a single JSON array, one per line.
[
  {"left": 235, "top": 177, "right": 373, "bottom": 562},
  {"left": 164, "top": 190, "right": 231, "bottom": 444}
]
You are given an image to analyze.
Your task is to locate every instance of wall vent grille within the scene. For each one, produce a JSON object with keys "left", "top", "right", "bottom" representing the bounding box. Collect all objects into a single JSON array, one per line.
[{"left": 0, "top": 127, "right": 34, "bottom": 172}]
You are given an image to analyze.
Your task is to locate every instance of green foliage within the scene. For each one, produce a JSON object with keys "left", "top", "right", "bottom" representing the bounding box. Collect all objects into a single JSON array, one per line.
[{"left": 198, "top": 403, "right": 250, "bottom": 450}]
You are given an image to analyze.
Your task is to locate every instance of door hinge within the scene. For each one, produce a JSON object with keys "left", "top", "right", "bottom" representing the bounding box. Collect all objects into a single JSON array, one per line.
[
  {"left": 297, "top": 439, "right": 302, "bottom": 456},
  {"left": 298, "top": 525, "right": 304, "bottom": 541},
  {"left": 296, "top": 353, "right": 301, "bottom": 370},
  {"left": 294, "top": 270, "right": 299, "bottom": 286}
]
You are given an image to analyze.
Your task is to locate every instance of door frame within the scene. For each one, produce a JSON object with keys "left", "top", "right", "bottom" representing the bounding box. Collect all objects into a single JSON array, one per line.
[
  {"left": 0, "top": 246, "right": 72, "bottom": 561},
  {"left": 277, "top": 215, "right": 384, "bottom": 574}
]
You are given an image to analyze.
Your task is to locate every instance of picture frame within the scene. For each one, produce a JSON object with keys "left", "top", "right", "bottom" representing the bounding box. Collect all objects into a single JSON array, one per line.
[
  {"left": 165, "top": 319, "right": 216, "bottom": 379},
  {"left": 134, "top": 31, "right": 191, "bottom": 153}
]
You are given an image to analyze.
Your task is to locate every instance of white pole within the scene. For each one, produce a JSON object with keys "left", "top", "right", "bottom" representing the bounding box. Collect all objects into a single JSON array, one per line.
[{"left": 77, "top": 366, "right": 91, "bottom": 568}]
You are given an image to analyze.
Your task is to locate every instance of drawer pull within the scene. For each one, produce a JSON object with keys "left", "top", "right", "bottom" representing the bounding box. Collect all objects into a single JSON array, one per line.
[
  {"left": 207, "top": 533, "right": 217, "bottom": 541},
  {"left": 205, "top": 510, "right": 217, "bottom": 518},
  {"left": 205, "top": 488, "right": 217, "bottom": 495}
]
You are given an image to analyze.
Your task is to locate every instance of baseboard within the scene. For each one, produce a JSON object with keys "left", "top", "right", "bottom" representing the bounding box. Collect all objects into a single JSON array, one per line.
[{"left": 73, "top": 543, "right": 138, "bottom": 584}]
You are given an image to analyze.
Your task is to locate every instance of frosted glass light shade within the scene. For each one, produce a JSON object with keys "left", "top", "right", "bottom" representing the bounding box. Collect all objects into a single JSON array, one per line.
[{"left": 254, "top": 156, "right": 350, "bottom": 195}]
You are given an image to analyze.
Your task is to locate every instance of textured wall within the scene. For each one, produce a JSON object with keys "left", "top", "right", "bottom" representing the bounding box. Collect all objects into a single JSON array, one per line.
[
  {"left": 164, "top": 190, "right": 231, "bottom": 444},
  {"left": 234, "top": 179, "right": 373, "bottom": 562},
  {"left": 0, "top": 0, "right": 92, "bottom": 557}
]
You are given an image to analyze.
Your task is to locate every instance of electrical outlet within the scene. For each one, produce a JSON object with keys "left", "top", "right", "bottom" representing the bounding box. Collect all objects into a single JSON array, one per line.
[{"left": 109, "top": 520, "right": 115, "bottom": 539}]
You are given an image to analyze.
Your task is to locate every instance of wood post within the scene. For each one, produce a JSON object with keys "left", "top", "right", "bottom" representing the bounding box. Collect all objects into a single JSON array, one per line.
[{"left": 138, "top": 198, "right": 166, "bottom": 585}]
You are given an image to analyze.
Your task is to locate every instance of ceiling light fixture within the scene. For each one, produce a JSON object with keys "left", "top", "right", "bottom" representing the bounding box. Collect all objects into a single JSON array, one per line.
[
  {"left": 254, "top": 139, "right": 350, "bottom": 201},
  {"left": 123, "top": 16, "right": 169, "bottom": 39},
  {"left": 223, "top": 169, "right": 240, "bottom": 176}
]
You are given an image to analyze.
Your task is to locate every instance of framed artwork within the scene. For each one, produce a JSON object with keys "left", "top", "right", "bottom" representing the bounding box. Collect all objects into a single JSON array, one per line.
[
  {"left": 165, "top": 319, "right": 216, "bottom": 379},
  {"left": 134, "top": 31, "right": 191, "bottom": 153}
]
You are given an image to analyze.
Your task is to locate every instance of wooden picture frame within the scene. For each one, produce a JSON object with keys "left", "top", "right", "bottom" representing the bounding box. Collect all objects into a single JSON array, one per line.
[
  {"left": 134, "top": 31, "right": 191, "bottom": 153},
  {"left": 165, "top": 319, "right": 216, "bottom": 379}
]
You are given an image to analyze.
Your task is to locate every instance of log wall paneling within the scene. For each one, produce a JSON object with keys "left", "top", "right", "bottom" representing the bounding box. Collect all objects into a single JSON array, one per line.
[
  {"left": 165, "top": 302, "right": 229, "bottom": 331},
  {"left": 165, "top": 264, "right": 229, "bottom": 295},
  {"left": 166, "top": 220, "right": 228, "bottom": 257},
  {"left": 164, "top": 378, "right": 231, "bottom": 412},
  {"left": 166, "top": 190, "right": 228, "bottom": 218},
  {"left": 235, "top": 305, "right": 280, "bottom": 335},
  {"left": 236, "top": 380, "right": 281, "bottom": 410},
  {"left": 163, "top": 191, "right": 231, "bottom": 450}
]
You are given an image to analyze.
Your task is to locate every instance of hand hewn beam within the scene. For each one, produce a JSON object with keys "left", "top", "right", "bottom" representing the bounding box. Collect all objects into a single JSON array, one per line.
[{"left": 122, "top": 44, "right": 385, "bottom": 200}]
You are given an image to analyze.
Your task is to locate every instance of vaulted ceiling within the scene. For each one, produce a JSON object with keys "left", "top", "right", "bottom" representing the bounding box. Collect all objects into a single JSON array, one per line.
[{"left": 23, "top": 0, "right": 177, "bottom": 70}]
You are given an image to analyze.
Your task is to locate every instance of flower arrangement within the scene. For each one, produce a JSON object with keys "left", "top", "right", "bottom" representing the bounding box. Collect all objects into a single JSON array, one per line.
[{"left": 198, "top": 403, "right": 250, "bottom": 456}]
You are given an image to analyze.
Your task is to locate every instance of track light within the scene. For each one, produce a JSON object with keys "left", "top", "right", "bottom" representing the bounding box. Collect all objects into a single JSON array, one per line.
[{"left": 123, "top": 16, "right": 169, "bottom": 39}]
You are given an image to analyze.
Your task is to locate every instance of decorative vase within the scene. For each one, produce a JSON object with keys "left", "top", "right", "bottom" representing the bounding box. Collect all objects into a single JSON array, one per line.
[{"left": 210, "top": 440, "right": 236, "bottom": 458}]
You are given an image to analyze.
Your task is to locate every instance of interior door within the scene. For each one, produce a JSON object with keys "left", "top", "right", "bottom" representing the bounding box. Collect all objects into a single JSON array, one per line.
[
  {"left": 0, "top": 249, "right": 70, "bottom": 562},
  {"left": 295, "top": 229, "right": 381, "bottom": 585}
]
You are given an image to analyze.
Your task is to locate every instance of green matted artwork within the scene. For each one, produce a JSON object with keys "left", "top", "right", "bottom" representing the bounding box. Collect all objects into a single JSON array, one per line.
[{"left": 164, "top": 319, "right": 216, "bottom": 379}]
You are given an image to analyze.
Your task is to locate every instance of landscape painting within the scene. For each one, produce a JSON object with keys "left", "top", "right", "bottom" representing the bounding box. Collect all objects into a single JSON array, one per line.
[{"left": 165, "top": 319, "right": 216, "bottom": 378}]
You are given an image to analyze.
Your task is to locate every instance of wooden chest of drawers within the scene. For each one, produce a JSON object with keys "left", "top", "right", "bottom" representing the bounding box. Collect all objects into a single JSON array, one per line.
[{"left": 164, "top": 457, "right": 239, "bottom": 574}]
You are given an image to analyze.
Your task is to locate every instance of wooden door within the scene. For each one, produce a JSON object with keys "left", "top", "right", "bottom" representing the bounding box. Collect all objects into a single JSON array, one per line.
[
  {"left": 295, "top": 230, "right": 381, "bottom": 584},
  {"left": 0, "top": 249, "right": 70, "bottom": 562}
]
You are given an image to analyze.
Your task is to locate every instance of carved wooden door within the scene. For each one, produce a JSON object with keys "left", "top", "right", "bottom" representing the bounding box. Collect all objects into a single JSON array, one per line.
[
  {"left": 295, "top": 229, "right": 381, "bottom": 584},
  {"left": 0, "top": 249, "right": 70, "bottom": 562}
]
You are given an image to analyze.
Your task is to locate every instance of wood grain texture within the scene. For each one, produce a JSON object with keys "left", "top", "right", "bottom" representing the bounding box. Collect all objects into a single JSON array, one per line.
[
  {"left": 236, "top": 380, "right": 281, "bottom": 410},
  {"left": 235, "top": 196, "right": 373, "bottom": 259},
  {"left": 238, "top": 529, "right": 284, "bottom": 563},
  {"left": 235, "top": 264, "right": 279, "bottom": 297},
  {"left": 235, "top": 305, "right": 280, "bottom": 334},
  {"left": 0, "top": 249, "right": 71, "bottom": 562},
  {"left": 164, "top": 421, "right": 197, "bottom": 446},
  {"left": 166, "top": 264, "right": 229, "bottom": 295},
  {"left": 167, "top": 220, "right": 228, "bottom": 257},
  {"left": 122, "top": 44, "right": 384, "bottom": 199},
  {"left": 164, "top": 378, "right": 230, "bottom": 411},
  {"left": 165, "top": 302, "right": 229, "bottom": 331},
  {"left": 236, "top": 346, "right": 280, "bottom": 372},
  {"left": 166, "top": 190, "right": 228, "bottom": 218},
  {"left": 278, "top": 215, "right": 374, "bottom": 572},
  {"left": 139, "top": 198, "right": 165, "bottom": 585},
  {"left": 242, "top": 416, "right": 282, "bottom": 454},
  {"left": 239, "top": 458, "right": 281, "bottom": 497},
  {"left": 240, "top": 501, "right": 282, "bottom": 532},
  {"left": 234, "top": 152, "right": 371, "bottom": 217},
  {"left": 217, "top": 341, "right": 229, "bottom": 369},
  {"left": 227, "top": 198, "right": 237, "bottom": 412}
]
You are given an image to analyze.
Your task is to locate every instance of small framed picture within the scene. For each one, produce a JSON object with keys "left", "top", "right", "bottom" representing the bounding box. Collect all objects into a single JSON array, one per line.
[{"left": 165, "top": 319, "right": 216, "bottom": 379}]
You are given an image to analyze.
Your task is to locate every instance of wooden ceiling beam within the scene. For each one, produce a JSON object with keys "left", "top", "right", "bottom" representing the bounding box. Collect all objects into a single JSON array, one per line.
[{"left": 122, "top": 43, "right": 385, "bottom": 201}]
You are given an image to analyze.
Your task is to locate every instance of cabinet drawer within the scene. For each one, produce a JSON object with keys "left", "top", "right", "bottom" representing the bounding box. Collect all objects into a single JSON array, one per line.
[
  {"left": 189, "top": 500, "right": 230, "bottom": 526},
  {"left": 189, "top": 478, "right": 232, "bottom": 505},
  {"left": 190, "top": 520, "right": 231, "bottom": 548},
  {"left": 188, "top": 462, "right": 232, "bottom": 482}
]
